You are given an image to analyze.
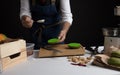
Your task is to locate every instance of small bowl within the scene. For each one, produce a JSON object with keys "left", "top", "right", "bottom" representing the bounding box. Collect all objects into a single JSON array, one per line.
[
  {"left": 68, "top": 43, "right": 81, "bottom": 49},
  {"left": 26, "top": 43, "right": 35, "bottom": 56}
]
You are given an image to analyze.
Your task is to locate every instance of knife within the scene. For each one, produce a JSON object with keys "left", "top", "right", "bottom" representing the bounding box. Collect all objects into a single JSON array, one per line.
[{"left": 43, "top": 45, "right": 62, "bottom": 53}]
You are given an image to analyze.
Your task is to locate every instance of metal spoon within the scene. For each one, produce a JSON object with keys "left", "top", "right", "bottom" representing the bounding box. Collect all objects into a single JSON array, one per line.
[{"left": 36, "top": 19, "right": 45, "bottom": 23}]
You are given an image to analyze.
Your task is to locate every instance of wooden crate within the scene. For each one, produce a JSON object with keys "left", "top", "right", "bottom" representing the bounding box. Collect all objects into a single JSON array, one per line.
[{"left": 0, "top": 39, "right": 27, "bottom": 72}]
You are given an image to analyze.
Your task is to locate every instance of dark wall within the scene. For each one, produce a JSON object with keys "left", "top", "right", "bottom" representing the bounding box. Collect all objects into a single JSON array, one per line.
[
  {"left": 0, "top": 0, "right": 31, "bottom": 41},
  {"left": 0, "top": 0, "right": 116, "bottom": 47},
  {"left": 0, "top": 0, "right": 21, "bottom": 38},
  {"left": 66, "top": 0, "right": 115, "bottom": 47},
  {"left": 0, "top": 0, "right": 19, "bottom": 37}
]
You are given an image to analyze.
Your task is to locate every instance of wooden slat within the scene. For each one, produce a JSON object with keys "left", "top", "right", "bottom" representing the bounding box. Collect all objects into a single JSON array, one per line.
[
  {"left": 1, "top": 51, "right": 27, "bottom": 71},
  {"left": 0, "top": 39, "right": 26, "bottom": 58}
]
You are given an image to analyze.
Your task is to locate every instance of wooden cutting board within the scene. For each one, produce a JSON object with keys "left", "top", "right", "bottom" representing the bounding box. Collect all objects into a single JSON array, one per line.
[{"left": 38, "top": 44, "right": 85, "bottom": 58}]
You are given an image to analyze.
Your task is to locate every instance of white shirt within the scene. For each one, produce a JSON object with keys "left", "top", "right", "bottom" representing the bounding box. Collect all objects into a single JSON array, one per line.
[{"left": 20, "top": 0, "right": 73, "bottom": 25}]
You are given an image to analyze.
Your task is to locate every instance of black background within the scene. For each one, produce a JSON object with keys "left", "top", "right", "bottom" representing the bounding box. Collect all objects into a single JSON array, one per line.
[{"left": 0, "top": 0, "right": 118, "bottom": 47}]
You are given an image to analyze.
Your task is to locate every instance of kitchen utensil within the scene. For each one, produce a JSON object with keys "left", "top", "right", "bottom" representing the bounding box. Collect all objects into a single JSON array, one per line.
[
  {"left": 102, "top": 27, "right": 120, "bottom": 55},
  {"left": 43, "top": 45, "right": 62, "bottom": 53},
  {"left": 36, "top": 19, "right": 45, "bottom": 23},
  {"left": 102, "top": 27, "right": 120, "bottom": 37}
]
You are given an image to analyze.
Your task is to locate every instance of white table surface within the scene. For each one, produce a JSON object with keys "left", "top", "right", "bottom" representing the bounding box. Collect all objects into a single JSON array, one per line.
[{"left": 0, "top": 50, "right": 120, "bottom": 75}]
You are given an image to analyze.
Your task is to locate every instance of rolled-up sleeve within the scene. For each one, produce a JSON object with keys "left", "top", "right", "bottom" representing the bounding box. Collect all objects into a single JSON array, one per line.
[
  {"left": 20, "top": 0, "right": 31, "bottom": 19},
  {"left": 60, "top": 0, "right": 73, "bottom": 25}
]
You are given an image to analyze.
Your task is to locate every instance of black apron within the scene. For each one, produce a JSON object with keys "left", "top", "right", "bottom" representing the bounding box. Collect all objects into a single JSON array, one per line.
[{"left": 30, "top": 0, "right": 62, "bottom": 49}]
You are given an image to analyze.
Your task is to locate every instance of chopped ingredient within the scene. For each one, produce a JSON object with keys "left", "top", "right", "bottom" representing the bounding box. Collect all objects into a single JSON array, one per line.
[{"left": 67, "top": 56, "right": 92, "bottom": 67}]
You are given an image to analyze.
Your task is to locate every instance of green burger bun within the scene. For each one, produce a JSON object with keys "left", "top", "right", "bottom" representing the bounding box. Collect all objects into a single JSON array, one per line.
[
  {"left": 111, "top": 50, "right": 120, "bottom": 58},
  {"left": 108, "top": 57, "right": 120, "bottom": 67},
  {"left": 68, "top": 43, "right": 81, "bottom": 49},
  {"left": 48, "top": 38, "right": 59, "bottom": 44}
]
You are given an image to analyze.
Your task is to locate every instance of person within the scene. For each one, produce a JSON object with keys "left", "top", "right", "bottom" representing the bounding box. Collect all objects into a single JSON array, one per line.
[{"left": 20, "top": 0, "right": 73, "bottom": 49}]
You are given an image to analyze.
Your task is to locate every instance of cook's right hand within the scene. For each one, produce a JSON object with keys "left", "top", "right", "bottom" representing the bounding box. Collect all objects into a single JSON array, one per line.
[{"left": 21, "top": 15, "right": 34, "bottom": 28}]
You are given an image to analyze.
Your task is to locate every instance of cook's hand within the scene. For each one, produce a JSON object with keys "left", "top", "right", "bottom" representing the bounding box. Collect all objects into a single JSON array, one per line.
[
  {"left": 58, "top": 30, "right": 67, "bottom": 42},
  {"left": 21, "top": 15, "right": 33, "bottom": 28},
  {"left": 58, "top": 21, "right": 71, "bottom": 42}
]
